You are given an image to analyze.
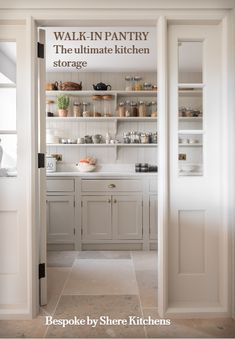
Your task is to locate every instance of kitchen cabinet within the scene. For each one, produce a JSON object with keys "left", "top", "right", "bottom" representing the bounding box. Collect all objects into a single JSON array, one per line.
[
  {"left": 81, "top": 178, "right": 143, "bottom": 242},
  {"left": 112, "top": 195, "right": 142, "bottom": 240},
  {"left": 81, "top": 194, "right": 143, "bottom": 241},
  {"left": 46, "top": 195, "right": 75, "bottom": 244},
  {"left": 149, "top": 194, "right": 158, "bottom": 240},
  {"left": 81, "top": 195, "right": 112, "bottom": 241}
]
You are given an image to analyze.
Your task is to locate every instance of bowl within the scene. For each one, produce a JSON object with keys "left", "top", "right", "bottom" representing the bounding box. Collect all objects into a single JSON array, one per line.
[
  {"left": 181, "top": 164, "right": 197, "bottom": 172},
  {"left": 76, "top": 163, "right": 96, "bottom": 172}
]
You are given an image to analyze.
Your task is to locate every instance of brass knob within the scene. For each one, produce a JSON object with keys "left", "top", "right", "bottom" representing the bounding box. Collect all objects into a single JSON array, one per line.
[
  {"left": 108, "top": 199, "right": 111, "bottom": 203},
  {"left": 113, "top": 199, "right": 117, "bottom": 203},
  {"left": 108, "top": 184, "right": 116, "bottom": 188}
]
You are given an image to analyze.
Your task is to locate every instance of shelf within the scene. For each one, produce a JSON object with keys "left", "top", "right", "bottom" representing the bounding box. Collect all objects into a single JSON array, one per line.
[
  {"left": 178, "top": 117, "right": 202, "bottom": 121},
  {"left": 179, "top": 171, "right": 203, "bottom": 176},
  {"left": 46, "top": 116, "right": 157, "bottom": 122},
  {"left": 46, "top": 90, "right": 157, "bottom": 97},
  {"left": 178, "top": 83, "right": 204, "bottom": 89},
  {"left": 178, "top": 90, "right": 202, "bottom": 97},
  {"left": 47, "top": 143, "right": 158, "bottom": 147},
  {"left": 179, "top": 143, "right": 202, "bottom": 147},
  {"left": 178, "top": 130, "right": 204, "bottom": 134}
]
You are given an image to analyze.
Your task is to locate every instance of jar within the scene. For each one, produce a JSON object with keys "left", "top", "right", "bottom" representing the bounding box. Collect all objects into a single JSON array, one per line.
[
  {"left": 125, "top": 76, "right": 133, "bottom": 91},
  {"left": 46, "top": 100, "right": 55, "bottom": 117},
  {"left": 140, "top": 133, "right": 150, "bottom": 144},
  {"left": 118, "top": 102, "right": 125, "bottom": 117},
  {"left": 151, "top": 101, "right": 157, "bottom": 117},
  {"left": 130, "top": 102, "right": 138, "bottom": 117},
  {"left": 82, "top": 102, "right": 90, "bottom": 117},
  {"left": 125, "top": 101, "right": 131, "bottom": 117},
  {"left": 73, "top": 102, "right": 82, "bottom": 117},
  {"left": 150, "top": 132, "right": 158, "bottom": 144},
  {"left": 104, "top": 99, "right": 112, "bottom": 117},
  {"left": 138, "top": 101, "right": 147, "bottom": 117},
  {"left": 133, "top": 76, "right": 142, "bottom": 91},
  {"left": 143, "top": 82, "right": 152, "bottom": 91}
]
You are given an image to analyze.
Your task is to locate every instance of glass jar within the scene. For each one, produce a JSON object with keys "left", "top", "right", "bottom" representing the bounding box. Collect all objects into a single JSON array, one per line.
[
  {"left": 138, "top": 101, "right": 147, "bottom": 117},
  {"left": 73, "top": 102, "right": 82, "bottom": 117},
  {"left": 118, "top": 102, "right": 125, "bottom": 117},
  {"left": 151, "top": 101, "right": 157, "bottom": 117},
  {"left": 133, "top": 76, "right": 142, "bottom": 91},
  {"left": 104, "top": 99, "right": 112, "bottom": 117},
  {"left": 130, "top": 101, "right": 138, "bottom": 117},
  {"left": 125, "top": 101, "right": 131, "bottom": 117},
  {"left": 82, "top": 102, "right": 90, "bottom": 117},
  {"left": 46, "top": 100, "right": 55, "bottom": 117},
  {"left": 125, "top": 76, "right": 133, "bottom": 91}
]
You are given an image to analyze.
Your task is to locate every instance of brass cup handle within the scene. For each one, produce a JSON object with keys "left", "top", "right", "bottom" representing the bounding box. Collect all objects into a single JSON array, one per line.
[
  {"left": 108, "top": 184, "right": 116, "bottom": 188},
  {"left": 113, "top": 199, "right": 117, "bottom": 203},
  {"left": 108, "top": 199, "right": 111, "bottom": 203}
]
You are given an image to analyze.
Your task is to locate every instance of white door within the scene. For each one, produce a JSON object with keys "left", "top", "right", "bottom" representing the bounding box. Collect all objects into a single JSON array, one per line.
[
  {"left": 82, "top": 195, "right": 112, "bottom": 240},
  {"left": 113, "top": 195, "right": 142, "bottom": 240},
  {"left": 167, "top": 24, "right": 226, "bottom": 314},
  {"left": 0, "top": 26, "right": 32, "bottom": 315},
  {"left": 149, "top": 195, "right": 158, "bottom": 240},
  {"left": 47, "top": 195, "right": 75, "bottom": 244}
]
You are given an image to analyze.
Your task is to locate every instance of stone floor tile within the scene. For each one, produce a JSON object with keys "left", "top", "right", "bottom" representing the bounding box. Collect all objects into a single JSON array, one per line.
[
  {"left": 63, "top": 259, "right": 138, "bottom": 295},
  {"left": 45, "top": 295, "right": 146, "bottom": 338},
  {"left": 77, "top": 250, "right": 131, "bottom": 260},
  {"left": 47, "top": 251, "right": 78, "bottom": 267}
]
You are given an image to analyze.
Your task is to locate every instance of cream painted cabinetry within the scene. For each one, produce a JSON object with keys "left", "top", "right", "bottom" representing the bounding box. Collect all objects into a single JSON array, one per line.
[
  {"left": 81, "top": 195, "right": 112, "bottom": 240},
  {"left": 81, "top": 194, "right": 143, "bottom": 241},
  {"left": 47, "top": 195, "right": 75, "bottom": 244},
  {"left": 46, "top": 178, "right": 75, "bottom": 248},
  {"left": 46, "top": 175, "right": 157, "bottom": 250},
  {"left": 81, "top": 179, "right": 143, "bottom": 242}
]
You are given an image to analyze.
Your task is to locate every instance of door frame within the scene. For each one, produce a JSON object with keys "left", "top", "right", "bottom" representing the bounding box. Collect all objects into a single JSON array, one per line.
[{"left": 28, "top": 8, "right": 235, "bottom": 319}]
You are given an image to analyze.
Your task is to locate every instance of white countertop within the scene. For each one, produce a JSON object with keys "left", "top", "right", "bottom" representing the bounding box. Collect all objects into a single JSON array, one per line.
[{"left": 46, "top": 164, "right": 158, "bottom": 177}]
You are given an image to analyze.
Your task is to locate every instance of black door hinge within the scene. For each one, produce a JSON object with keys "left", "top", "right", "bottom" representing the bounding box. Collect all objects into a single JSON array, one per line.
[
  {"left": 39, "top": 263, "right": 46, "bottom": 279},
  {"left": 37, "top": 42, "right": 44, "bottom": 59},
  {"left": 38, "top": 153, "right": 45, "bottom": 168}
]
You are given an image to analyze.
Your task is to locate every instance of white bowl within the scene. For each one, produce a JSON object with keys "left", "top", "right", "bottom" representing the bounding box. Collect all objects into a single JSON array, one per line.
[
  {"left": 76, "top": 163, "right": 96, "bottom": 172},
  {"left": 181, "top": 164, "right": 197, "bottom": 172}
]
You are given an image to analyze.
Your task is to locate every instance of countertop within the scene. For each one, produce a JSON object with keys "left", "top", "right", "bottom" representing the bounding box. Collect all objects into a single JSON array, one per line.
[
  {"left": 47, "top": 171, "right": 158, "bottom": 177},
  {"left": 46, "top": 164, "right": 158, "bottom": 178}
]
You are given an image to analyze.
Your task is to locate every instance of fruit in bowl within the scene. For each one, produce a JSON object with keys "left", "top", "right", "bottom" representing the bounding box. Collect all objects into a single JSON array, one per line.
[{"left": 76, "top": 156, "right": 96, "bottom": 172}]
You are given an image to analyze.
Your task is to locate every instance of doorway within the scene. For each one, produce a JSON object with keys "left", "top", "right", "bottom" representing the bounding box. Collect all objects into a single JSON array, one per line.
[{"left": 38, "top": 23, "right": 159, "bottom": 336}]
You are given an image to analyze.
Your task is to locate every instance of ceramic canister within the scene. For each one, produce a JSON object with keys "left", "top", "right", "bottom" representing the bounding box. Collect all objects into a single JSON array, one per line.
[{"left": 46, "top": 155, "right": 57, "bottom": 172}]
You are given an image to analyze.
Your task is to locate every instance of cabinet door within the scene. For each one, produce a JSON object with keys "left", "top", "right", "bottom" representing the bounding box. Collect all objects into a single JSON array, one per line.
[
  {"left": 47, "top": 195, "right": 75, "bottom": 244},
  {"left": 149, "top": 194, "right": 158, "bottom": 240},
  {"left": 113, "top": 195, "right": 142, "bottom": 240},
  {"left": 82, "top": 196, "right": 112, "bottom": 240}
]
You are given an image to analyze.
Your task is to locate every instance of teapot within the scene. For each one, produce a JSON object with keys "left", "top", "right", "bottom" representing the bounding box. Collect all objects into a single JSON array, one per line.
[{"left": 93, "top": 82, "right": 112, "bottom": 91}]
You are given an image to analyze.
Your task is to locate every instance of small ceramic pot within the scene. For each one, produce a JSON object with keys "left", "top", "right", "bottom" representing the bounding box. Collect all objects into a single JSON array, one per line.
[{"left": 58, "top": 109, "right": 68, "bottom": 117}]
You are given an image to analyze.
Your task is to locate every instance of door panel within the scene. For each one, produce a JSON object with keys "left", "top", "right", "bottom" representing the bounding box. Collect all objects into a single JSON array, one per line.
[
  {"left": 113, "top": 195, "right": 142, "bottom": 240},
  {"left": 0, "top": 27, "right": 30, "bottom": 314},
  {"left": 168, "top": 25, "right": 222, "bottom": 310},
  {"left": 82, "top": 195, "right": 112, "bottom": 240},
  {"left": 149, "top": 194, "right": 158, "bottom": 240}
]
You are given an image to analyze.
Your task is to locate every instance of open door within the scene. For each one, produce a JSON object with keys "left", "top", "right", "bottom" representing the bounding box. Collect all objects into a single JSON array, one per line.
[
  {"left": 38, "top": 28, "right": 47, "bottom": 306},
  {"left": 0, "top": 25, "right": 33, "bottom": 316},
  {"left": 167, "top": 23, "right": 228, "bottom": 315}
]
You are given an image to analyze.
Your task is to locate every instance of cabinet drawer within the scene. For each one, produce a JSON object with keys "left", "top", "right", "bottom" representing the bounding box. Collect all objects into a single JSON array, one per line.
[
  {"left": 47, "top": 179, "right": 75, "bottom": 192},
  {"left": 149, "top": 178, "right": 157, "bottom": 192},
  {"left": 82, "top": 179, "right": 142, "bottom": 192}
]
